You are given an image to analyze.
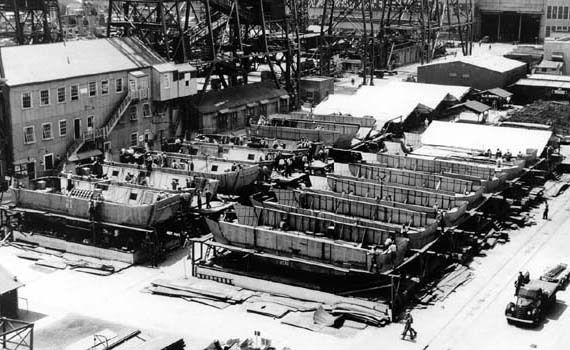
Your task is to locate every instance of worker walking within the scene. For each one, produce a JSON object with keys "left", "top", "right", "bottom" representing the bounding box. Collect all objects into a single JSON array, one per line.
[
  {"left": 401, "top": 312, "right": 417, "bottom": 340},
  {"left": 543, "top": 201, "right": 549, "bottom": 220}
]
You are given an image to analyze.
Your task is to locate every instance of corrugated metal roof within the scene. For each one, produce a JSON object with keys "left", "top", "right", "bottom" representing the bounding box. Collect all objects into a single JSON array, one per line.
[
  {"left": 485, "top": 87, "right": 513, "bottom": 98},
  {"left": 0, "top": 264, "right": 23, "bottom": 295},
  {"left": 526, "top": 74, "right": 570, "bottom": 82},
  {"left": 421, "top": 55, "right": 526, "bottom": 74},
  {"left": 0, "top": 37, "right": 166, "bottom": 86},
  {"left": 450, "top": 100, "right": 491, "bottom": 113},
  {"left": 515, "top": 79, "right": 570, "bottom": 89},
  {"left": 196, "top": 83, "right": 287, "bottom": 114}
]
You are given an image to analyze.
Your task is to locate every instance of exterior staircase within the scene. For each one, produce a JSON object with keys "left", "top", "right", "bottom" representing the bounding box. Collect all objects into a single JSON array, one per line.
[{"left": 65, "top": 90, "right": 134, "bottom": 162}]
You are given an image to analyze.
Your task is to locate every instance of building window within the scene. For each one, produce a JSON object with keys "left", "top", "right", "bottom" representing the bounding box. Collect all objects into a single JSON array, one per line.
[
  {"left": 448, "top": 72, "right": 457, "bottom": 77},
  {"left": 144, "top": 129, "right": 151, "bottom": 142},
  {"left": 142, "top": 103, "right": 151, "bottom": 117},
  {"left": 129, "top": 106, "right": 137, "bottom": 120},
  {"left": 87, "top": 115, "right": 94, "bottom": 129},
  {"left": 57, "top": 87, "right": 66, "bottom": 103},
  {"left": 565, "top": 7, "right": 569, "bottom": 20},
  {"left": 547, "top": 6, "right": 552, "bottom": 19},
  {"left": 553, "top": 6, "right": 558, "bottom": 19},
  {"left": 230, "top": 112, "right": 238, "bottom": 128},
  {"left": 88, "top": 81, "right": 97, "bottom": 96},
  {"left": 130, "top": 132, "right": 138, "bottom": 146},
  {"left": 21, "top": 92, "right": 32, "bottom": 109},
  {"left": 546, "top": 26, "right": 551, "bottom": 37},
  {"left": 40, "top": 89, "right": 50, "bottom": 106},
  {"left": 101, "top": 80, "right": 109, "bottom": 95},
  {"left": 115, "top": 78, "right": 123, "bottom": 93},
  {"left": 42, "top": 122, "right": 53, "bottom": 140},
  {"left": 184, "top": 72, "right": 191, "bottom": 87},
  {"left": 462, "top": 74, "right": 470, "bottom": 78},
  {"left": 59, "top": 120, "right": 67, "bottom": 137},
  {"left": 71, "top": 85, "right": 79, "bottom": 101},
  {"left": 161, "top": 73, "right": 170, "bottom": 89},
  {"left": 559, "top": 6, "right": 564, "bottom": 19},
  {"left": 23, "top": 126, "right": 35, "bottom": 144}
]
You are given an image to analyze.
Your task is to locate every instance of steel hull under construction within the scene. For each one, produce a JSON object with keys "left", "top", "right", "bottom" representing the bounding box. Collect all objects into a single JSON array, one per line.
[
  {"left": 11, "top": 177, "right": 181, "bottom": 228},
  {"left": 206, "top": 218, "right": 409, "bottom": 276},
  {"left": 154, "top": 152, "right": 260, "bottom": 193}
]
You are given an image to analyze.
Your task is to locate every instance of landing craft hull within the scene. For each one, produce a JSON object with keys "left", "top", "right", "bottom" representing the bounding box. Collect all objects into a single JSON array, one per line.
[
  {"left": 11, "top": 185, "right": 180, "bottom": 228},
  {"left": 206, "top": 218, "right": 409, "bottom": 274}
]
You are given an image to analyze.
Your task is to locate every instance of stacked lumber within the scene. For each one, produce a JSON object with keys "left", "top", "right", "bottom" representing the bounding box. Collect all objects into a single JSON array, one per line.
[
  {"left": 148, "top": 279, "right": 257, "bottom": 309},
  {"left": 415, "top": 264, "right": 474, "bottom": 305},
  {"left": 147, "top": 279, "right": 390, "bottom": 331},
  {"left": 11, "top": 241, "right": 125, "bottom": 276},
  {"left": 506, "top": 101, "right": 570, "bottom": 135}
]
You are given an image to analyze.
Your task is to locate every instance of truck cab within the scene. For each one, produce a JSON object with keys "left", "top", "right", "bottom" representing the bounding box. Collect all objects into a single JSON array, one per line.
[{"left": 505, "top": 279, "right": 558, "bottom": 325}]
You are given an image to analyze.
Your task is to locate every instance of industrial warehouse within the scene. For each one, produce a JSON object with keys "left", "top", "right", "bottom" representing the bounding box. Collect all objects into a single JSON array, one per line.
[{"left": 1, "top": 1, "right": 570, "bottom": 350}]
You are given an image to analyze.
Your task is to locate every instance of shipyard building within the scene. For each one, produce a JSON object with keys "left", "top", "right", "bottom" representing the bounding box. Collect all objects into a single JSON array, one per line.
[{"left": 0, "top": 37, "right": 197, "bottom": 182}]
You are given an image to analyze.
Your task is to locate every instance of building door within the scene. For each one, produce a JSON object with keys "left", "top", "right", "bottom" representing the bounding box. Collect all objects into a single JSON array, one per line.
[
  {"left": 44, "top": 154, "right": 54, "bottom": 171},
  {"left": 27, "top": 161, "right": 35, "bottom": 180},
  {"left": 74, "top": 118, "right": 81, "bottom": 139}
]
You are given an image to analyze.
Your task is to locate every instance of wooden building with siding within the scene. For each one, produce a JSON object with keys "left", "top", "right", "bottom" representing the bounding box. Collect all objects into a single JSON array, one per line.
[
  {"left": 0, "top": 38, "right": 197, "bottom": 181},
  {"left": 192, "top": 83, "right": 289, "bottom": 134}
]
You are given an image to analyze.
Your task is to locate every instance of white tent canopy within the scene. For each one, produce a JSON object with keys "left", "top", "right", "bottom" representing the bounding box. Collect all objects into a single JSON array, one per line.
[
  {"left": 421, "top": 121, "right": 552, "bottom": 156},
  {"left": 313, "top": 81, "right": 470, "bottom": 128}
]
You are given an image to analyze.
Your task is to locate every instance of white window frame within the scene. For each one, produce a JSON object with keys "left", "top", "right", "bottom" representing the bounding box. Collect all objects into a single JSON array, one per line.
[
  {"left": 43, "top": 153, "right": 54, "bottom": 171},
  {"left": 129, "top": 105, "right": 138, "bottom": 121},
  {"left": 23, "top": 126, "right": 35, "bottom": 144},
  {"left": 115, "top": 78, "right": 123, "bottom": 93},
  {"left": 39, "top": 89, "right": 50, "bottom": 106},
  {"left": 42, "top": 122, "right": 53, "bottom": 140},
  {"left": 70, "top": 85, "right": 79, "bottom": 101},
  {"left": 101, "top": 80, "right": 109, "bottom": 95},
  {"left": 130, "top": 132, "right": 138, "bottom": 146},
  {"left": 88, "top": 81, "right": 97, "bottom": 97},
  {"left": 57, "top": 86, "right": 66, "bottom": 103},
  {"left": 21, "top": 91, "right": 32, "bottom": 109},
  {"left": 59, "top": 119, "right": 67, "bottom": 137},
  {"left": 142, "top": 102, "right": 151, "bottom": 117}
]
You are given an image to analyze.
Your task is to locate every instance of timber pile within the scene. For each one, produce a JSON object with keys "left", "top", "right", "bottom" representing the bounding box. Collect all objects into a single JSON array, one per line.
[
  {"left": 506, "top": 101, "right": 570, "bottom": 135},
  {"left": 10, "top": 241, "right": 125, "bottom": 275},
  {"left": 148, "top": 279, "right": 257, "bottom": 309},
  {"left": 147, "top": 279, "right": 390, "bottom": 331},
  {"left": 415, "top": 264, "right": 474, "bottom": 305}
]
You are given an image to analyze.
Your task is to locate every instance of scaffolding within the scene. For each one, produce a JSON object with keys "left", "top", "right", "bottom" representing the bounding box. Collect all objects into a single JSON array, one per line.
[
  {"left": 312, "top": 0, "right": 474, "bottom": 80},
  {"left": 107, "top": 0, "right": 307, "bottom": 108},
  {"left": 0, "top": 318, "right": 34, "bottom": 350},
  {"left": 0, "top": 0, "right": 62, "bottom": 44}
]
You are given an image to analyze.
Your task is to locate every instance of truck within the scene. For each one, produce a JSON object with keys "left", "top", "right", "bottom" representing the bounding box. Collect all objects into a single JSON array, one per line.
[{"left": 505, "top": 263, "right": 569, "bottom": 326}]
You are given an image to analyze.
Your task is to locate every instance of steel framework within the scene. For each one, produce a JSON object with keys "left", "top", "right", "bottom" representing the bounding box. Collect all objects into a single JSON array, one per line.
[
  {"left": 313, "top": 0, "right": 474, "bottom": 81},
  {"left": 0, "top": 0, "right": 62, "bottom": 44},
  {"left": 0, "top": 318, "right": 34, "bottom": 350},
  {"left": 107, "top": 0, "right": 306, "bottom": 108}
]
